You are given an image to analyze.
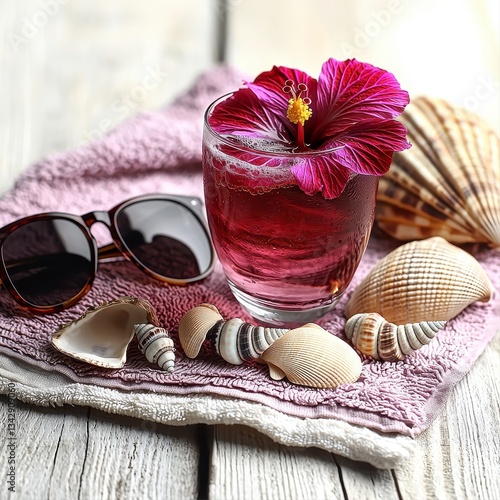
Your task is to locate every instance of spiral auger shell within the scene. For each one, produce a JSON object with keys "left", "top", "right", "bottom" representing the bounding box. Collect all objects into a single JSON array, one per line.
[
  {"left": 345, "top": 313, "right": 447, "bottom": 362},
  {"left": 178, "top": 304, "right": 288, "bottom": 364}
]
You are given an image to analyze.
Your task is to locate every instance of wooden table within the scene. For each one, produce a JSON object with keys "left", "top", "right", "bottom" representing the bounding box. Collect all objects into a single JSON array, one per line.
[{"left": 1, "top": 2, "right": 499, "bottom": 498}]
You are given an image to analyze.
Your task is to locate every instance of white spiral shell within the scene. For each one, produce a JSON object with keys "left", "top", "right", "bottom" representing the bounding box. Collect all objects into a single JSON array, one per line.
[
  {"left": 134, "top": 323, "right": 175, "bottom": 372},
  {"left": 345, "top": 312, "right": 447, "bottom": 361},
  {"left": 178, "top": 304, "right": 288, "bottom": 364}
]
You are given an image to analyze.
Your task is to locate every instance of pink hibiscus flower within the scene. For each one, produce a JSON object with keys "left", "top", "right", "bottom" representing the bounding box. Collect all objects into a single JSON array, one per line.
[{"left": 208, "top": 58, "right": 411, "bottom": 198}]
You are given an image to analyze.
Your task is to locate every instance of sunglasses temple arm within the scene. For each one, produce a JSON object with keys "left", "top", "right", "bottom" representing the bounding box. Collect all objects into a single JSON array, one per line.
[{"left": 98, "top": 242, "right": 123, "bottom": 260}]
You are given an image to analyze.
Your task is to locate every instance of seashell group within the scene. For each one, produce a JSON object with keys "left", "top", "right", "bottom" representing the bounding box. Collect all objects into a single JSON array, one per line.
[
  {"left": 178, "top": 304, "right": 362, "bottom": 389},
  {"left": 178, "top": 303, "right": 288, "bottom": 364},
  {"left": 376, "top": 96, "right": 500, "bottom": 247},
  {"left": 134, "top": 323, "right": 175, "bottom": 372},
  {"left": 345, "top": 313, "right": 447, "bottom": 362},
  {"left": 51, "top": 296, "right": 159, "bottom": 369},
  {"left": 345, "top": 237, "right": 494, "bottom": 325}
]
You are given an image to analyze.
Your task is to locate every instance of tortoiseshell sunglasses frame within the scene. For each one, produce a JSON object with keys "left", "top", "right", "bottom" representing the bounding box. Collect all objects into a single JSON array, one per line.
[{"left": 0, "top": 194, "right": 215, "bottom": 314}]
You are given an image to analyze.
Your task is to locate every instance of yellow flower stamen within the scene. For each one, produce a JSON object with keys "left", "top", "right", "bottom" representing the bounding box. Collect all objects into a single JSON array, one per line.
[
  {"left": 282, "top": 80, "right": 312, "bottom": 149},
  {"left": 287, "top": 97, "right": 312, "bottom": 126}
]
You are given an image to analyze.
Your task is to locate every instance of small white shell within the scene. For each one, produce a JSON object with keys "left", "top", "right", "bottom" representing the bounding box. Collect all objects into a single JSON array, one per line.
[
  {"left": 134, "top": 323, "right": 175, "bottom": 372},
  {"left": 345, "top": 312, "right": 447, "bottom": 361},
  {"left": 51, "top": 297, "right": 158, "bottom": 369}
]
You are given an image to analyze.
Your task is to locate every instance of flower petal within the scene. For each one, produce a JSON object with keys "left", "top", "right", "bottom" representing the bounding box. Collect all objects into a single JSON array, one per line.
[
  {"left": 247, "top": 65, "right": 318, "bottom": 115},
  {"left": 323, "top": 119, "right": 411, "bottom": 176},
  {"left": 312, "top": 58, "right": 410, "bottom": 141},
  {"left": 291, "top": 154, "right": 351, "bottom": 199},
  {"left": 292, "top": 120, "right": 410, "bottom": 198},
  {"left": 208, "top": 88, "right": 292, "bottom": 142}
]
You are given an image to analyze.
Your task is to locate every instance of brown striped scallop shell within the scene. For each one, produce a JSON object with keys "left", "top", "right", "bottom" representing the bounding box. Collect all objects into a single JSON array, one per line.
[
  {"left": 345, "top": 237, "right": 493, "bottom": 325},
  {"left": 376, "top": 96, "right": 500, "bottom": 247},
  {"left": 345, "top": 313, "right": 447, "bottom": 361}
]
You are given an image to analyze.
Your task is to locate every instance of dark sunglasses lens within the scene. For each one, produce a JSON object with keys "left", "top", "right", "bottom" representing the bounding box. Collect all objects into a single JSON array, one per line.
[
  {"left": 1, "top": 219, "right": 94, "bottom": 307},
  {"left": 116, "top": 200, "right": 212, "bottom": 280}
]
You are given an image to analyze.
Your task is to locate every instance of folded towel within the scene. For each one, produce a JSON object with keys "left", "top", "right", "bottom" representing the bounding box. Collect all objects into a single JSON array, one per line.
[{"left": 0, "top": 65, "right": 498, "bottom": 467}]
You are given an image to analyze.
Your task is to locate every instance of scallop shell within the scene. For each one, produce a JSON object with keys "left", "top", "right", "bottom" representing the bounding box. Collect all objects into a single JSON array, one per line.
[
  {"left": 51, "top": 297, "right": 158, "bottom": 369},
  {"left": 134, "top": 323, "right": 175, "bottom": 372},
  {"left": 345, "top": 237, "right": 493, "bottom": 324},
  {"left": 345, "top": 312, "right": 447, "bottom": 361},
  {"left": 376, "top": 96, "right": 500, "bottom": 246},
  {"left": 260, "top": 326, "right": 362, "bottom": 388}
]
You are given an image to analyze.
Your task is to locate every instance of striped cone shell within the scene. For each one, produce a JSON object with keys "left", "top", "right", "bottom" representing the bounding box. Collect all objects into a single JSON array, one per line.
[
  {"left": 376, "top": 96, "right": 500, "bottom": 247},
  {"left": 345, "top": 312, "right": 447, "bottom": 361},
  {"left": 134, "top": 323, "right": 175, "bottom": 372},
  {"left": 345, "top": 237, "right": 493, "bottom": 324},
  {"left": 178, "top": 304, "right": 288, "bottom": 364},
  {"left": 206, "top": 318, "right": 289, "bottom": 365}
]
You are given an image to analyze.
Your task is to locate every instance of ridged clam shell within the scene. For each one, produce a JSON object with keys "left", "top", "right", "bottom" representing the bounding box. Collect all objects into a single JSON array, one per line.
[
  {"left": 345, "top": 313, "right": 447, "bottom": 361},
  {"left": 177, "top": 303, "right": 223, "bottom": 358},
  {"left": 134, "top": 323, "right": 175, "bottom": 372},
  {"left": 260, "top": 326, "right": 362, "bottom": 389},
  {"left": 345, "top": 237, "right": 493, "bottom": 324},
  {"left": 376, "top": 96, "right": 500, "bottom": 246},
  {"left": 51, "top": 296, "right": 158, "bottom": 369}
]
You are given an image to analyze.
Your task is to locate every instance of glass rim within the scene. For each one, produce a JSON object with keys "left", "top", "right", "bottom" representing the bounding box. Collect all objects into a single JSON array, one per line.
[{"left": 204, "top": 92, "right": 344, "bottom": 159}]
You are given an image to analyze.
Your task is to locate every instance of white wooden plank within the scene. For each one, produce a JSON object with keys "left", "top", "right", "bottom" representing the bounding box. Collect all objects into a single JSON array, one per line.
[
  {"left": 77, "top": 408, "right": 201, "bottom": 500},
  {"left": 394, "top": 334, "right": 500, "bottom": 500},
  {"left": 0, "top": 396, "right": 81, "bottom": 499},
  {"left": 209, "top": 424, "right": 346, "bottom": 500},
  {"left": 335, "top": 455, "right": 400, "bottom": 500},
  {"left": 0, "top": 0, "right": 219, "bottom": 196},
  {"left": 0, "top": 397, "right": 202, "bottom": 499}
]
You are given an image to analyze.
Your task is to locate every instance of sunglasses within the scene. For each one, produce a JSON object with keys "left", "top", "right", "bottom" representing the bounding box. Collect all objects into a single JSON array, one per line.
[{"left": 0, "top": 194, "right": 215, "bottom": 314}]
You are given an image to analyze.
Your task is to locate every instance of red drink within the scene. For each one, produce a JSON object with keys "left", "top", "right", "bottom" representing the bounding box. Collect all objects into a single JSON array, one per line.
[{"left": 203, "top": 103, "right": 379, "bottom": 325}]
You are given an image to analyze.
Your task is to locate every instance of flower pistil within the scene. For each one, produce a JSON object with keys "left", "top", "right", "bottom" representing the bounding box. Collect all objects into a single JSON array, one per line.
[{"left": 283, "top": 80, "right": 312, "bottom": 149}]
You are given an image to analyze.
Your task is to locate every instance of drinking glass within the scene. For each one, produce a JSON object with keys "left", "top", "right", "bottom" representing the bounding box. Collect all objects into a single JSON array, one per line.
[{"left": 202, "top": 95, "right": 379, "bottom": 326}]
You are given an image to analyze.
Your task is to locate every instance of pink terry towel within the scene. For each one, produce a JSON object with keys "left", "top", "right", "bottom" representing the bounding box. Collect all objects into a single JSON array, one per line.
[{"left": 0, "top": 65, "right": 498, "bottom": 437}]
